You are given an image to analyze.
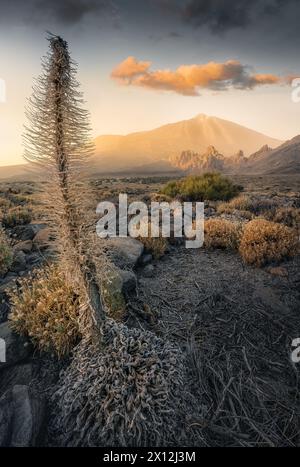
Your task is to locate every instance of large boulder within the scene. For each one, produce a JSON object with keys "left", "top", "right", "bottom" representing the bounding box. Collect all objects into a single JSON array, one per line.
[
  {"left": 0, "top": 322, "right": 31, "bottom": 370},
  {"left": 109, "top": 237, "right": 144, "bottom": 268},
  {"left": 0, "top": 385, "right": 45, "bottom": 447}
]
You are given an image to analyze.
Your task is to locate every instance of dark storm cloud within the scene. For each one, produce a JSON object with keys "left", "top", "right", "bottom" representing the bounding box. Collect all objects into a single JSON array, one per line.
[
  {"left": 182, "top": 0, "right": 298, "bottom": 32},
  {"left": 0, "top": 0, "right": 118, "bottom": 26}
]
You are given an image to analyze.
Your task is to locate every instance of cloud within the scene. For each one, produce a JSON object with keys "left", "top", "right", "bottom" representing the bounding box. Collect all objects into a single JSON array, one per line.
[
  {"left": 0, "top": 0, "right": 118, "bottom": 26},
  {"left": 182, "top": 0, "right": 297, "bottom": 33},
  {"left": 111, "top": 57, "right": 285, "bottom": 95},
  {"left": 111, "top": 56, "right": 151, "bottom": 80}
]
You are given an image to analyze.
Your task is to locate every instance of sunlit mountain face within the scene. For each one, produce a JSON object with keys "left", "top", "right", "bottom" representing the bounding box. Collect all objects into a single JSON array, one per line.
[{"left": 0, "top": 0, "right": 300, "bottom": 168}]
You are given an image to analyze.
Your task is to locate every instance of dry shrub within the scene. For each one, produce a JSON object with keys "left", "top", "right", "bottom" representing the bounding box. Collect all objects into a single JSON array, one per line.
[
  {"left": 0, "top": 229, "right": 13, "bottom": 277},
  {"left": 9, "top": 265, "right": 81, "bottom": 357},
  {"left": 2, "top": 206, "right": 32, "bottom": 228},
  {"left": 204, "top": 218, "right": 241, "bottom": 250},
  {"left": 217, "top": 195, "right": 279, "bottom": 217},
  {"left": 139, "top": 222, "right": 168, "bottom": 259},
  {"left": 271, "top": 207, "right": 300, "bottom": 231},
  {"left": 0, "top": 197, "right": 11, "bottom": 210},
  {"left": 218, "top": 195, "right": 252, "bottom": 213},
  {"left": 239, "top": 219, "right": 299, "bottom": 267},
  {"left": 50, "top": 319, "right": 199, "bottom": 447},
  {"left": 139, "top": 236, "right": 168, "bottom": 259},
  {"left": 217, "top": 195, "right": 254, "bottom": 220},
  {"left": 150, "top": 192, "right": 172, "bottom": 203}
]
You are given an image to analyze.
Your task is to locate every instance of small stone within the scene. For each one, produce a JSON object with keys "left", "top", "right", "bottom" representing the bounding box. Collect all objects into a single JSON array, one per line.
[
  {"left": 13, "top": 224, "right": 47, "bottom": 241},
  {"left": 140, "top": 254, "right": 152, "bottom": 265},
  {"left": 119, "top": 270, "right": 137, "bottom": 294},
  {"left": 143, "top": 264, "right": 155, "bottom": 278},
  {"left": 33, "top": 228, "right": 51, "bottom": 250},
  {"left": 26, "top": 252, "right": 42, "bottom": 266},
  {"left": 13, "top": 240, "right": 33, "bottom": 254},
  {"left": 110, "top": 237, "right": 144, "bottom": 268},
  {"left": 10, "top": 251, "right": 26, "bottom": 273},
  {"left": 0, "top": 363, "right": 34, "bottom": 397},
  {"left": 267, "top": 266, "right": 288, "bottom": 278},
  {"left": 0, "top": 274, "right": 18, "bottom": 294}
]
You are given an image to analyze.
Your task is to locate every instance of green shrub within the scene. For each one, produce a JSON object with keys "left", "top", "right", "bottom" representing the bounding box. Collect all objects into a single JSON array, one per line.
[
  {"left": 161, "top": 173, "right": 242, "bottom": 202},
  {"left": 0, "top": 229, "right": 13, "bottom": 277},
  {"left": 9, "top": 265, "right": 81, "bottom": 357},
  {"left": 2, "top": 206, "right": 32, "bottom": 228}
]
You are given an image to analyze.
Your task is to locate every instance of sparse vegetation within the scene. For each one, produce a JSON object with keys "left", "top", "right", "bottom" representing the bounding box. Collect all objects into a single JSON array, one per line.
[
  {"left": 140, "top": 235, "right": 168, "bottom": 260},
  {"left": 266, "top": 206, "right": 300, "bottom": 231},
  {"left": 204, "top": 218, "right": 241, "bottom": 250},
  {"left": 161, "top": 173, "right": 242, "bottom": 202},
  {"left": 239, "top": 219, "right": 299, "bottom": 267},
  {"left": 9, "top": 265, "right": 81, "bottom": 357},
  {"left": 0, "top": 228, "right": 13, "bottom": 276},
  {"left": 217, "top": 194, "right": 279, "bottom": 218},
  {"left": 217, "top": 195, "right": 254, "bottom": 219},
  {"left": 2, "top": 206, "right": 32, "bottom": 227},
  {"left": 219, "top": 194, "right": 252, "bottom": 211}
]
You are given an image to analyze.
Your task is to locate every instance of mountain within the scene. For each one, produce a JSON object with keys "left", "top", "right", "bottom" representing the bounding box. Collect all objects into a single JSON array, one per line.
[
  {"left": 243, "top": 136, "right": 300, "bottom": 174},
  {"left": 92, "top": 114, "right": 282, "bottom": 172},
  {"left": 170, "top": 146, "right": 225, "bottom": 173},
  {"left": 0, "top": 164, "right": 32, "bottom": 181}
]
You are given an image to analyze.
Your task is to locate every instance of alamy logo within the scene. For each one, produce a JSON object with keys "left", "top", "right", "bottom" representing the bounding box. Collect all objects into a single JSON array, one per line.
[
  {"left": 96, "top": 194, "right": 204, "bottom": 248},
  {"left": 0, "top": 338, "right": 6, "bottom": 363},
  {"left": 291, "top": 338, "right": 300, "bottom": 363},
  {"left": 291, "top": 78, "right": 300, "bottom": 103},
  {"left": 0, "top": 79, "right": 6, "bottom": 103}
]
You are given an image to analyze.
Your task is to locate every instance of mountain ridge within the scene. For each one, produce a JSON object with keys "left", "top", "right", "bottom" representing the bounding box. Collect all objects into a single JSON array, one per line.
[{"left": 92, "top": 114, "right": 282, "bottom": 172}]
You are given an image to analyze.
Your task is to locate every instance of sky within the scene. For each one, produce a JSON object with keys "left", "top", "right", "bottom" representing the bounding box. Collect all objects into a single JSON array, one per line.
[{"left": 0, "top": 0, "right": 300, "bottom": 166}]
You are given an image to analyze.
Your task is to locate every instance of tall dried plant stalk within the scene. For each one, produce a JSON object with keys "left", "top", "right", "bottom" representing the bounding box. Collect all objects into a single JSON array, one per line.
[{"left": 24, "top": 34, "right": 106, "bottom": 334}]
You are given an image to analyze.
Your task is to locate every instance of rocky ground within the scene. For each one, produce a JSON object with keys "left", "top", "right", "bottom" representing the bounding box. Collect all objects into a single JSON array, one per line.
[{"left": 0, "top": 175, "right": 299, "bottom": 446}]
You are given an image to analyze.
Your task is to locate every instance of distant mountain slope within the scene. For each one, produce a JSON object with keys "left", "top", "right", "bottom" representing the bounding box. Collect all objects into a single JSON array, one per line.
[
  {"left": 244, "top": 136, "right": 300, "bottom": 174},
  {"left": 93, "top": 114, "right": 282, "bottom": 171},
  {"left": 0, "top": 164, "right": 33, "bottom": 181}
]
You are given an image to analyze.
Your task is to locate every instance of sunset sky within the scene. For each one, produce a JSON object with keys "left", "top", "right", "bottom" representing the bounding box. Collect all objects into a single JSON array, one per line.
[{"left": 1, "top": 0, "right": 300, "bottom": 166}]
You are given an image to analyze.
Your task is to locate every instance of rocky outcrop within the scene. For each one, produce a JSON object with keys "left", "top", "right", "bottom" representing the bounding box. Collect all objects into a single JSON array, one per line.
[
  {"left": 243, "top": 136, "right": 300, "bottom": 174},
  {"left": 170, "top": 146, "right": 225, "bottom": 173}
]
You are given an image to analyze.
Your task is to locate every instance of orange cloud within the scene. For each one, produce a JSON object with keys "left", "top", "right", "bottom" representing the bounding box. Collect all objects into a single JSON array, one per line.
[
  {"left": 111, "top": 56, "right": 151, "bottom": 81},
  {"left": 111, "top": 57, "right": 286, "bottom": 95}
]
